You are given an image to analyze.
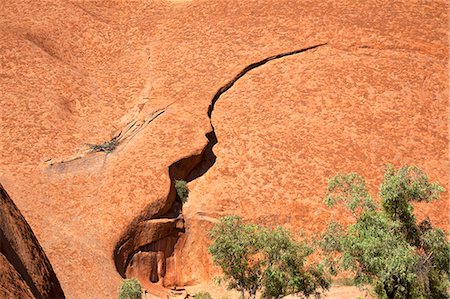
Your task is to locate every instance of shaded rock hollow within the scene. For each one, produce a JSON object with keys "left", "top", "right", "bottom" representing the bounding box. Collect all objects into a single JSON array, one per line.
[{"left": 114, "top": 43, "right": 326, "bottom": 295}]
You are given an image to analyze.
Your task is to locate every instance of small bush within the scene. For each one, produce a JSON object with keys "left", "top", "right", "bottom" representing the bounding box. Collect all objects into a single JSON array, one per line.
[
  {"left": 175, "top": 180, "right": 189, "bottom": 203},
  {"left": 87, "top": 136, "right": 119, "bottom": 153},
  {"left": 194, "top": 292, "right": 212, "bottom": 299},
  {"left": 118, "top": 278, "right": 142, "bottom": 299}
]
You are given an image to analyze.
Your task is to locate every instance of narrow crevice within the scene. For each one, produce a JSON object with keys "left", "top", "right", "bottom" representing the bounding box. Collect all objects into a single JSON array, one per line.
[
  {"left": 207, "top": 43, "right": 326, "bottom": 118},
  {"left": 113, "top": 43, "right": 326, "bottom": 286},
  {"left": 113, "top": 152, "right": 205, "bottom": 277},
  {"left": 185, "top": 130, "right": 218, "bottom": 182}
]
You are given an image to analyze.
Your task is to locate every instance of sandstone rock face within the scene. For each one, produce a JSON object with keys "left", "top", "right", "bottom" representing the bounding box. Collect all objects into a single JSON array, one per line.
[
  {"left": 0, "top": 0, "right": 447, "bottom": 298},
  {"left": 0, "top": 184, "right": 64, "bottom": 298},
  {"left": 0, "top": 254, "right": 34, "bottom": 299}
]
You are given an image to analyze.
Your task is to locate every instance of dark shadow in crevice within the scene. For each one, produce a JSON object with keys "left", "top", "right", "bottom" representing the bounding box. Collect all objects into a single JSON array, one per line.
[
  {"left": 113, "top": 42, "right": 327, "bottom": 286},
  {"left": 185, "top": 130, "right": 218, "bottom": 182},
  {"left": 207, "top": 43, "right": 327, "bottom": 118},
  {"left": 123, "top": 223, "right": 185, "bottom": 282},
  {"left": 114, "top": 152, "right": 204, "bottom": 277}
]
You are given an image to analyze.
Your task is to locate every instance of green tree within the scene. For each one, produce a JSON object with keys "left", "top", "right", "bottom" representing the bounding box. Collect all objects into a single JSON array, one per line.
[
  {"left": 208, "top": 216, "right": 330, "bottom": 298},
  {"left": 380, "top": 165, "right": 444, "bottom": 245},
  {"left": 259, "top": 227, "right": 330, "bottom": 298},
  {"left": 320, "top": 165, "right": 448, "bottom": 299},
  {"left": 208, "top": 216, "right": 262, "bottom": 298},
  {"left": 118, "top": 278, "right": 142, "bottom": 299}
]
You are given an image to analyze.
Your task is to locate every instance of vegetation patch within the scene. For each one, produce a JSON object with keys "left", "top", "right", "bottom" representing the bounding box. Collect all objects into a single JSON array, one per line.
[
  {"left": 118, "top": 278, "right": 142, "bottom": 299},
  {"left": 208, "top": 215, "right": 330, "bottom": 298},
  {"left": 87, "top": 136, "right": 120, "bottom": 153},
  {"left": 175, "top": 180, "right": 189, "bottom": 204},
  {"left": 320, "top": 164, "right": 448, "bottom": 299},
  {"left": 194, "top": 292, "right": 213, "bottom": 299},
  {"left": 207, "top": 165, "right": 448, "bottom": 299}
]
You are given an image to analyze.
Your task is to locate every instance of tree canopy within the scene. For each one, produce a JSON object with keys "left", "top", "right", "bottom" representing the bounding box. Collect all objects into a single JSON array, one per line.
[
  {"left": 320, "top": 165, "right": 448, "bottom": 299},
  {"left": 208, "top": 216, "right": 330, "bottom": 298}
]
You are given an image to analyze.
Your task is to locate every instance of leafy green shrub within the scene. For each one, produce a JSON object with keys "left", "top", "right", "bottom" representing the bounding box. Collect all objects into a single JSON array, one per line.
[
  {"left": 118, "top": 278, "right": 142, "bottom": 299},
  {"left": 194, "top": 292, "right": 213, "bottom": 299},
  {"left": 321, "top": 165, "right": 448, "bottom": 299},
  {"left": 175, "top": 180, "right": 189, "bottom": 203},
  {"left": 209, "top": 216, "right": 330, "bottom": 299}
]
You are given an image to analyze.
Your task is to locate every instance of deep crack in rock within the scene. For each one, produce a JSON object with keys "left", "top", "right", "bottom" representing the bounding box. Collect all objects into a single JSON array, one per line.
[{"left": 113, "top": 43, "right": 327, "bottom": 289}]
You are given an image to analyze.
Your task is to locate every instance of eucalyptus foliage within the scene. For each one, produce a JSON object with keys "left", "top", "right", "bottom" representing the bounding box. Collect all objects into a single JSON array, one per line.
[
  {"left": 208, "top": 216, "right": 330, "bottom": 298},
  {"left": 321, "top": 165, "right": 448, "bottom": 299}
]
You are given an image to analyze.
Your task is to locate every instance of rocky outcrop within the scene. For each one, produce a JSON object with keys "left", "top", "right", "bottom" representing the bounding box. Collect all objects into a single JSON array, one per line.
[
  {"left": 0, "top": 0, "right": 447, "bottom": 297},
  {"left": 113, "top": 152, "right": 205, "bottom": 293},
  {"left": 181, "top": 36, "right": 449, "bottom": 288},
  {"left": 0, "top": 184, "right": 64, "bottom": 298},
  {"left": 0, "top": 253, "right": 34, "bottom": 299},
  {"left": 114, "top": 44, "right": 327, "bottom": 292}
]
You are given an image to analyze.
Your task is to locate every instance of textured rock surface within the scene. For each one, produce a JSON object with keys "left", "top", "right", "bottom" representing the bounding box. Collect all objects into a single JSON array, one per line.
[
  {"left": 183, "top": 44, "right": 449, "bottom": 282},
  {"left": 0, "top": 184, "right": 64, "bottom": 298},
  {"left": 0, "top": 254, "right": 34, "bottom": 299},
  {"left": 0, "top": 0, "right": 448, "bottom": 298}
]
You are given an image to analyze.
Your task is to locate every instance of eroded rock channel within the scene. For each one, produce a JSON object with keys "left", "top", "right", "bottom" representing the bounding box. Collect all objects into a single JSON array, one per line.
[{"left": 113, "top": 43, "right": 326, "bottom": 291}]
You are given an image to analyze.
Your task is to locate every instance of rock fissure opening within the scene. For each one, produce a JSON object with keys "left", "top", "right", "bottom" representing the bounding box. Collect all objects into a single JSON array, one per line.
[{"left": 113, "top": 43, "right": 326, "bottom": 290}]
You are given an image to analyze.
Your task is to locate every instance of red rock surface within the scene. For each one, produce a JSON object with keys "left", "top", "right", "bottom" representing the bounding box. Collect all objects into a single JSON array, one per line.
[
  {"left": 0, "top": 0, "right": 448, "bottom": 298},
  {"left": 0, "top": 254, "right": 33, "bottom": 299},
  {"left": 0, "top": 184, "right": 63, "bottom": 298}
]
